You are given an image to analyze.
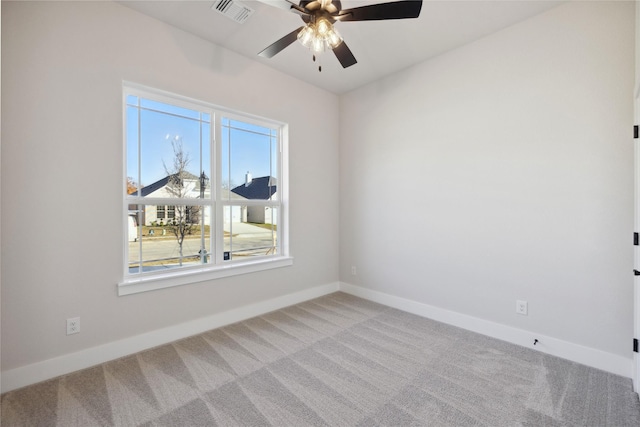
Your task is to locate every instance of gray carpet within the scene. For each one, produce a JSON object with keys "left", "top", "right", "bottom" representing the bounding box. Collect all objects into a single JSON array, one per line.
[{"left": 2, "top": 292, "right": 640, "bottom": 426}]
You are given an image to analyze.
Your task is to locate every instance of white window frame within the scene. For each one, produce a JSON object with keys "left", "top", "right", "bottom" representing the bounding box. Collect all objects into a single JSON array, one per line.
[{"left": 119, "top": 82, "right": 291, "bottom": 296}]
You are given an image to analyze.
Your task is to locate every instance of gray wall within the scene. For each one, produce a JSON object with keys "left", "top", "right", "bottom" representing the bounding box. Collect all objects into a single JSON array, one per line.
[
  {"left": 1, "top": 1, "right": 339, "bottom": 372},
  {"left": 1, "top": 0, "right": 636, "bottom": 387},
  {"left": 339, "top": 1, "right": 635, "bottom": 359}
]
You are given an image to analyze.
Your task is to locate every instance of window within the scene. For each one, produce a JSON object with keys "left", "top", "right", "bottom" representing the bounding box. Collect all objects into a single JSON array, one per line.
[{"left": 121, "top": 83, "right": 290, "bottom": 295}]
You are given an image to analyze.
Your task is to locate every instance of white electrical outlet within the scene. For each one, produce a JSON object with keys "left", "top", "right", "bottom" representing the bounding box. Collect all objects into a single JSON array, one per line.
[
  {"left": 67, "top": 317, "right": 80, "bottom": 335},
  {"left": 351, "top": 266, "right": 357, "bottom": 275},
  {"left": 516, "top": 300, "right": 528, "bottom": 315}
]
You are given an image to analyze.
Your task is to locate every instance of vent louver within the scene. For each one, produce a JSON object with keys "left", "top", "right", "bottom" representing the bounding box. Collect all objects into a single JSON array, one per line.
[{"left": 212, "top": 0, "right": 254, "bottom": 24}]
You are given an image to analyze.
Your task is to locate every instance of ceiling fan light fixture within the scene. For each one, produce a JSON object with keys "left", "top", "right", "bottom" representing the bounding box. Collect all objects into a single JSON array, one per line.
[
  {"left": 312, "top": 34, "right": 326, "bottom": 53},
  {"left": 316, "top": 17, "right": 331, "bottom": 36},
  {"left": 326, "top": 27, "right": 342, "bottom": 49},
  {"left": 297, "top": 25, "right": 315, "bottom": 48},
  {"left": 259, "top": 0, "right": 423, "bottom": 69},
  {"left": 297, "top": 18, "right": 343, "bottom": 54}
]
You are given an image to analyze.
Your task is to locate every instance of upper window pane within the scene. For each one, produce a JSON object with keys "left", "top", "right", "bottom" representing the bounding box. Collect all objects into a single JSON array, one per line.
[
  {"left": 140, "top": 98, "right": 201, "bottom": 121},
  {"left": 126, "top": 106, "right": 140, "bottom": 195},
  {"left": 222, "top": 117, "right": 278, "bottom": 202},
  {"left": 126, "top": 96, "right": 211, "bottom": 198},
  {"left": 126, "top": 95, "right": 139, "bottom": 106},
  {"left": 226, "top": 119, "right": 272, "bottom": 136}
]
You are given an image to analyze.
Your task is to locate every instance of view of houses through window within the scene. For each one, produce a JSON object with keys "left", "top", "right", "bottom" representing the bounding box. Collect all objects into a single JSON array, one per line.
[{"left": 124, "top": 85, "right": 284, "bottom": 282}]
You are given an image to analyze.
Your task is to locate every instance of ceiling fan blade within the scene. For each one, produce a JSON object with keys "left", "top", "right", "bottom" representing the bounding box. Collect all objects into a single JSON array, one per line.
[
  {"left": 258, "top": 26, "right": 305, "bottom": 58},
  {"left": 333, "top": 41, "right": 357, "bottom": 68},
  {"left": 336, "top": 0, "right": 422, "bottom": 22}
]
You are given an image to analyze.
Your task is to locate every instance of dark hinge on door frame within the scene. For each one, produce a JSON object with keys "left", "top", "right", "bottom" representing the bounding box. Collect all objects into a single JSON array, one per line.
[
  {"left": 634, "top": 126, "right": 639, "bottom": 354},
  {"left": 634, "top": 124, "right": 639, "bottom": 353}
]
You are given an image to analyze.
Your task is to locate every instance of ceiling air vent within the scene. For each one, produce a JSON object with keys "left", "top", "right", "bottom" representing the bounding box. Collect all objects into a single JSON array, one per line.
[{"left": 212, "top": 0, "right": 254, "bottom": 24}]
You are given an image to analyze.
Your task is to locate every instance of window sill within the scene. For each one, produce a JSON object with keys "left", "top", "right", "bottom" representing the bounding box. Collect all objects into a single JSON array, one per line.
[{"left": 118, "top": 256, "right": 294, "bottom": 296}]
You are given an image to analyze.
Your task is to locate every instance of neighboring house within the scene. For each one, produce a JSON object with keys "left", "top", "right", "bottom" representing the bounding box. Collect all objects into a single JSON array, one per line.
[
  {"left": 231, "top": 173, "right": 277, "bottom": 225},
  {"left": 130, "top": 172, "right": 211, "bottom": 226},
  {"left": 130, "top": 172, "right": 252, "bottom": 226},
  {"left": 221, "top": 188, "right": 248, "bottom": 225}
]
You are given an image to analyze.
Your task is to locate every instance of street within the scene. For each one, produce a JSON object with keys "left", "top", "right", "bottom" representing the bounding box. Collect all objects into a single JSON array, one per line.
[{"left": 128, "top": 222, "right": 276, "bottom": 267}]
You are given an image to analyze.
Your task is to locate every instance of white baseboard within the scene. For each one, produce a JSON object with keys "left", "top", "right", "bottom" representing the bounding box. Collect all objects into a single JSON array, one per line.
[
  {"left": 4, "top": 281, "right": 631, "bottom": 393},
  {"left": 339, "top": 282, "right": 633, "bottom": 379},
  {"left": 1, "top": 282, "right": 340, "bottom": 393}
]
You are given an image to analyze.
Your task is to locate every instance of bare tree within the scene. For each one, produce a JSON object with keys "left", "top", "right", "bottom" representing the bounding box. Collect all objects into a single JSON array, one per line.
[{"left": 163, "top": 138, "right": 200, "bottom": 266}]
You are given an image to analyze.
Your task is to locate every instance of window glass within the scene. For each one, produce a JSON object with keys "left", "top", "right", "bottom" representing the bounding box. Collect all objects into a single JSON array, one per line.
[
  {"left": 223, "top": 206, "right": 277, "bottom": 260},
  {"left": 126, "top": 105, "right": 140, "bottom": 195},
  {"left": 223, "top": 117, "right": 278, "bottom": 202},
  {"left": 140, "top": 98, "right": 201, "bottom": 120},
  {"left": 123, "top": 84, "right": 287, "bottom": 292},
  {"left": 128, "top": 205, "right": 212, "bottom": 273},
  {"left": 138, "top": 109, "right": 206, "bottom": 193}
]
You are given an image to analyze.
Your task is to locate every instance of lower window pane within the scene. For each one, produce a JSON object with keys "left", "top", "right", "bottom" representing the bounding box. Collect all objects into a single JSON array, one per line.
[
  {"left": 128, "top": 205, "right": 211, "bottom": 273},
  {"left": 224, "top": 205, "right": 277, "bottom": 260}
]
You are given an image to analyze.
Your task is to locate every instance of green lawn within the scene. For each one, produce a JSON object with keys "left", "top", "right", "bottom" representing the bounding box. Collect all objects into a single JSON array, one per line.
[{"left": 140, "top": 222, "right": 275, "bottom": 239}]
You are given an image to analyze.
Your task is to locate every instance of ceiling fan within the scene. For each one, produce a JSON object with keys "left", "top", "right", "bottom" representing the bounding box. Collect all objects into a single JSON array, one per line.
[{"left": 257, "top": 0, "right": 423, "bottom": 70}]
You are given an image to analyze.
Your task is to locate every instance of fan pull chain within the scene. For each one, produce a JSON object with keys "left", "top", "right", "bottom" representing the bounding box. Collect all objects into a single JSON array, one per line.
[{"left": 311, "top": 53, "right": 322, "bottom": 72}]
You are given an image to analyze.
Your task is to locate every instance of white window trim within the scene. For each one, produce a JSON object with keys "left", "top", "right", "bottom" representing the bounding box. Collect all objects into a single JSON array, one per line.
[
  {"left": 119, "top": 82, "right": 291, "bottom": 296},
  {"left": 118, "top": 256, "right": 294, "bottom": 296}
]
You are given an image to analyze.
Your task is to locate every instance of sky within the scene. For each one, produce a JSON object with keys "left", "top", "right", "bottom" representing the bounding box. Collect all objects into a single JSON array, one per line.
[{"left": 126, "top": 95, "right": 278, "bottom": 192}]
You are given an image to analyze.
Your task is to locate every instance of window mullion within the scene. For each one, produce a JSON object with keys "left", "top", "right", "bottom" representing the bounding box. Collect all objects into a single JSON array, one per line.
[
  {"left": 214, "top": 111, "right": 225, "bottom": 265},
  {"left": 135, "top": 100, "right": 143, "bottom": 274},
  {"left": 127, "top": 197, "right": 210, "bottom": 207}
]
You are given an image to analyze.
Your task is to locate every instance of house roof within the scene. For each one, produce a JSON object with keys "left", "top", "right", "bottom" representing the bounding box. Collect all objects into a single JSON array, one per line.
[
  {"left": 131, "top": 172, "right": 201, "bottom": 197},
  {"left": 231, "top": 176, "right": 277, "bottom": 200},
  {"left": 131, "top": 172, "right": 249, "bottom": 200}
]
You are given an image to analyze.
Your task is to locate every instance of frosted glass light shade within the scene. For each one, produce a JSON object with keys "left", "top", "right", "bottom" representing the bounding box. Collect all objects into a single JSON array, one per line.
[
  {"left": 316, "top": 18, "right": 330, "bottom": 36},
  {"left": 326, "top": 27, "right": 342, "bottom": 48},
  {"left": 297, "top": 25, "right": 314, "bottom": 48},
  {"left": 312, "top": 35, "right": 325, "bottom": 53},
  {"left": 297, "top": 19, "right": 344, "bottom": 54}
]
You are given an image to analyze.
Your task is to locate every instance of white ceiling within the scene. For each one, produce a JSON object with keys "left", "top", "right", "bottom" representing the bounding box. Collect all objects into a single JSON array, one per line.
[{"left": 119, "top": 0, "right": 565, "bottom": 94}]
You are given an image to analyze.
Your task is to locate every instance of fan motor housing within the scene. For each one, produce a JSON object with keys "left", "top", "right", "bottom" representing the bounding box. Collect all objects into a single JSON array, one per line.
[
  {"left": 299, "top": 0, "right": 342, "bottom": 24},
  {"left": 299, "top": 0, "right": 342, "bottom": 11}
]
